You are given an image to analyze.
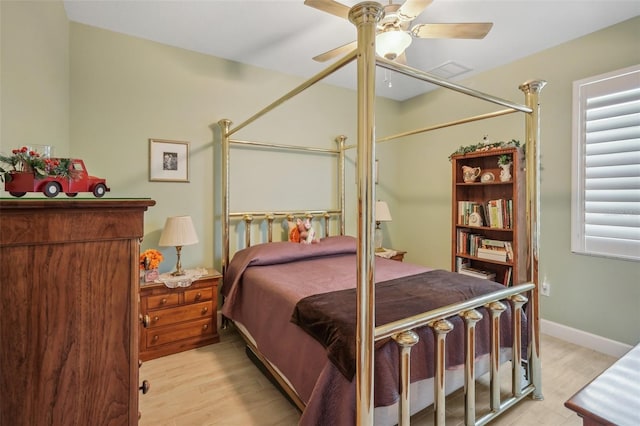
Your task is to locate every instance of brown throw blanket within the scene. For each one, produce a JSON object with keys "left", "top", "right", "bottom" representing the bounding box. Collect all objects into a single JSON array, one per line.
[{"left": 291, "top": 269, "right": 518, "bottom": 381}]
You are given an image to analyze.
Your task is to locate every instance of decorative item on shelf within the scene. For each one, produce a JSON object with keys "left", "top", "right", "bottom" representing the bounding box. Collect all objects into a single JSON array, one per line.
[
  {"left": 158, "top": 215, "right": 199, "bottom": 276},
  {"left": 469, "top": 205, "right": 484, "bottom": 227},
  {"left": 462, "top": 165, "right": 481, "bottom": 183},
  {"left": 480, "top": 171, "right": 495, "bottom": 183},
  {"left": 139, "top": 249, "right": 163, "bottom": 283},
  {"left": 498, "top": 154, "right": 512, "bottom": 182},
  {"left": 374, "top": 200, "right": 392, "bottom": 252}
]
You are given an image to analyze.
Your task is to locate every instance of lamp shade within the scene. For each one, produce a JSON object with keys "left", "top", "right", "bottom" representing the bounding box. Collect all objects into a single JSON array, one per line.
[
  {"left": 376, "top": 30, "right": 412, "bottom": 60},
  {"left": 158, "top": 215, "right": 199, "bottom": 247},
  {"left": 375, "top": 201, "right": 392, "bottom": 222}
]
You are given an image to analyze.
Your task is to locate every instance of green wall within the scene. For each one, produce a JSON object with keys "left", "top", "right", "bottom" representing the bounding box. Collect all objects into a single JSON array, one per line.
[
  {"left": 1, "top": 1, "right": 638, "bottom": 346},
  {"left": 1, "top": 0, "right": 69, "bottom": 156}
]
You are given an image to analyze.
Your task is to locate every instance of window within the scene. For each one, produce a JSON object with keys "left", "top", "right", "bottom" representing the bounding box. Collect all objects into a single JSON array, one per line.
[{"left": 571, "top": 64, "right": 640, "bottom": 261}]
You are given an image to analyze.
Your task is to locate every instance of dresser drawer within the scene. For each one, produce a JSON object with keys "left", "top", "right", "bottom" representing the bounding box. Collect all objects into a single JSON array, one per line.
[
  {"left": 145, "top": 317, "right": 214, "bottom": 348},
  {"left": 185, "top": 286, "right": 213, "bottom": 304},
  {"left": 146, "top": 293, "right": 180, "bottom": 310},
  {"left": 147, "top": 301, "right": 213, "bottom": 328}
]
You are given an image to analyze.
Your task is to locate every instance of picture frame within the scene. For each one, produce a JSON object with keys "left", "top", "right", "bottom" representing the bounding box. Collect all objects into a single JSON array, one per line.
[{"left": 149, "top": 139, "right": 189, "bottom": 182}]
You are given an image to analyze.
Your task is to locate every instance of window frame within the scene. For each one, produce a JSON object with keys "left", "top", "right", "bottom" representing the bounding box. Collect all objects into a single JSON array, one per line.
[{"left": 571, "top": 64, "right": 640, "bottom": 262}]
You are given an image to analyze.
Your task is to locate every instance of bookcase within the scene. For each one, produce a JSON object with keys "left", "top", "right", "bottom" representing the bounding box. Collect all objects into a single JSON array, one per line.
[{"left": 450, "top": 147, "right": 526, "bottom": 286}]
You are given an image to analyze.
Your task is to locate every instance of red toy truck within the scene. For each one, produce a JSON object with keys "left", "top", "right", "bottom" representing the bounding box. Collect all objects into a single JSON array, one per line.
[{"left": 4, "top": 158, "right": 110, "bottom": 198}]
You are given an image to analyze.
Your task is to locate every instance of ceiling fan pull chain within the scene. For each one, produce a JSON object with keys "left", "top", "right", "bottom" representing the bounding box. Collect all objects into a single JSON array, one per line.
[{"left": 384, "top": 69, "right": 393, "bottom": 88}]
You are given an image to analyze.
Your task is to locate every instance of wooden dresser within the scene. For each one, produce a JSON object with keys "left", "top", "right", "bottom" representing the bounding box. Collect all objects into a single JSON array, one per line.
[
  {"left": 0, "top": 199, "right": 155, "bottom": 426},
  {"left": 139, "top": 270, "right": 221, "bottom": 361},
  {"left": 565, "top": 343, "right": 640, "bottom": 426}
]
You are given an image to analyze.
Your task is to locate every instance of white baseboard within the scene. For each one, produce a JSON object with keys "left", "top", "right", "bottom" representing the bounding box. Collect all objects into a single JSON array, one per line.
[{"left": 541, "top": 319, "right": 632, "bottom": 358}]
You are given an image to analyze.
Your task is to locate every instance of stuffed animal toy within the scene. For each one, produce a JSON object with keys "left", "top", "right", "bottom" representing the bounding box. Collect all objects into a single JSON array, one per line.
[
  {"left": 299, "top": 218, "right": 319, "bottom": 244},
  {"left": 289, "top": 218, "right": 318, "bottom": 244}
]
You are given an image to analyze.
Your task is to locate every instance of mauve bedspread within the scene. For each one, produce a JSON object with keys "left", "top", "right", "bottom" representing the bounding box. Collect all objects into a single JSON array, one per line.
[{"left": 221, "top": 236, "right": 516, "bottom": 425}]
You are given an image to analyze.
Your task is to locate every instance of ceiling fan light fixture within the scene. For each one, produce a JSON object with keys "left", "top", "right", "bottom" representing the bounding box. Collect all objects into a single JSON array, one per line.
[{"left": 376, "top": 30, "right": 412, "bottom": 61}]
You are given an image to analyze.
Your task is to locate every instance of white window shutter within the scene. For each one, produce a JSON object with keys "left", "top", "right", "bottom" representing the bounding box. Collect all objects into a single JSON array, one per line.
[{"left": 572, "top": 65, "right": 640, "bottom": 261}]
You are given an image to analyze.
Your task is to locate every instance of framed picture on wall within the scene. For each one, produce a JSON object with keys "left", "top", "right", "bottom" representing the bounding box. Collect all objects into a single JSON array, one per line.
[{"left": 149, "top": 139, "right": 189, "bottom": 182}]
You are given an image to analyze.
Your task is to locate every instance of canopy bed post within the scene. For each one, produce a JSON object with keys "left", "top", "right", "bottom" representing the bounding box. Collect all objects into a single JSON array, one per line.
[
  {"left": 520, "top": 79, "right": 547, "bottom": 400},
  {"left": 349, "top": 2, "right": 384, "bottom": 424},
  {"left": 336, "top": 135, "right": 347, "bottom": 235},
  {"left": 219, "top": 118, "right": 232, "bottom": 276}
]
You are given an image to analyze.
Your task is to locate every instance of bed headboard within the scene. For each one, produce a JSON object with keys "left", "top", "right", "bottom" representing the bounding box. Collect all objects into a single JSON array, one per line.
[{"left": 217, "top": 121, "right": 348, "bottom": 275}]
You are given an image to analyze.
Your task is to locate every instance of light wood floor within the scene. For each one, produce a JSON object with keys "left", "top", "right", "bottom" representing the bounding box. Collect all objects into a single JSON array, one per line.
[{"left": 139, "top": 327, "right": 616, "bottom": 426}]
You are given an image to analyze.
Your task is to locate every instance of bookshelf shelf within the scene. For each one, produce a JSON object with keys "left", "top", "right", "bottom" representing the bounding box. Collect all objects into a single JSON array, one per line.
[{"left": 450, "top": 147, "right": 526, "bottom": 286}]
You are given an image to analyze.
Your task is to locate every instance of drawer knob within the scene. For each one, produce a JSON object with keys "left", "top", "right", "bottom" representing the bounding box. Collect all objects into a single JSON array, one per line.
[
  {"left": 201, "top": 307, "right": 208, "bottom": 314},
  {"left": 161, "top": 298, "right": 167, "bottom": 305},
  {"left": 153, "top": 316, "right": 159, "bottom": 323},
  {"left": 152, "top": 335, "right": 159, "bottom": 342},
  {"left": 203, "top": 324, "right": 209, "bottom": 330},
  {"left": 139, "top": 380, "right": 151, "bottom": 394},
  {"left": 195, "top": 292, "right": 202, "bottom": 300}
]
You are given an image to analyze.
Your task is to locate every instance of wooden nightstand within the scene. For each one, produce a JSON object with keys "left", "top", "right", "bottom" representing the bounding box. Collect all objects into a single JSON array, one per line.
[
  {"left": 389, "top": 250, "right": 406, "bottom": 261},
  {"left": 139, "top": 269, "right": 221, "bottom": 361},
  {"left": 375, "top": 249, "right": 407, "bottom": 262}
]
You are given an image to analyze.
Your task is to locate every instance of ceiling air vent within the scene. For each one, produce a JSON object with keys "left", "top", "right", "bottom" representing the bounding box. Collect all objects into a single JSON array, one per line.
[{"left": 428, "top": 61, "right": 473, "bottom": 79}]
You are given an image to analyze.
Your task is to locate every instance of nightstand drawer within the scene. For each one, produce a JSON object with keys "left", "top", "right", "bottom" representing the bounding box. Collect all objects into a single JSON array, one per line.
[
  {"left": 185, "top": 286, "right": 213, "bottom": 304},
  {"left": 147, "top": 301, "right": 212, "bottom": 328},
  {"left": 146, "top": 317, "right": 214, "bottom": 348},
  {"left": 146, "top": 293, "right": 180, "bottom": 310}
]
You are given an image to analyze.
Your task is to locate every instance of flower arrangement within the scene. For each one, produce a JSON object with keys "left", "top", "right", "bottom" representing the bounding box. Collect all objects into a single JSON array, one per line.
[
  {"left": 140, "top": 249, "right": 164, "bottom": 270},
  {"left": 498, "top": 154, "right": 512, "bottom": 166},
  {"left": 0, "top": 146, "right": 74, "bottom": 182}
]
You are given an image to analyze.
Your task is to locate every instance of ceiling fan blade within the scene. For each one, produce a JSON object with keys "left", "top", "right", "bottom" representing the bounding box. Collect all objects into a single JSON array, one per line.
[
  {"left": 397, "top": 0, "right": 433, "bottom": 21},
  {"left": 304, "top": 0, "right": 350, "bottom": 20},
  {"left": 313, "top": 40, "right": 357, "bottom": 62},
  {"left": 411, "top": 23, "right": 493, "bottom": 39}
]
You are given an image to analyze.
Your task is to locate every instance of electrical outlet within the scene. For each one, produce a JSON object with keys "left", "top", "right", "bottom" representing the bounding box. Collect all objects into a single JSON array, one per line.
[{"left": 541, "top": 279, "right": 551, "bottom": 297}]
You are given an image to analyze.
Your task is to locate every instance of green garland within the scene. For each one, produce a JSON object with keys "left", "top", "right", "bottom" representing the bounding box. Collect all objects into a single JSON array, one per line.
[{"left": 448, "top": 139, "right": 521, "bottom": 161}]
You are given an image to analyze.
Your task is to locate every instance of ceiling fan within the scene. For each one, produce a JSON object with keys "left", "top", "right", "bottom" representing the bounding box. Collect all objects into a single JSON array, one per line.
[{"left": 305, "top": 0, "right": 493, "bottom": 64}]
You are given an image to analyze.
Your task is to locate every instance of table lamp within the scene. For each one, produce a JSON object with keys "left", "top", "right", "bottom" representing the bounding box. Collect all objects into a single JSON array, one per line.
[
  {"left": 158, "top": 215, "right": 199, "bottom": 276},
  {"left": 375, "top": 201, "right": 392, "bottom": 252}
]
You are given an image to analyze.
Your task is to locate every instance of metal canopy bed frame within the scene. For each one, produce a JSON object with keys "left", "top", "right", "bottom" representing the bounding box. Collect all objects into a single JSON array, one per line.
[{"left": 217, "top": 2, "right": 545, "bottom": 425}]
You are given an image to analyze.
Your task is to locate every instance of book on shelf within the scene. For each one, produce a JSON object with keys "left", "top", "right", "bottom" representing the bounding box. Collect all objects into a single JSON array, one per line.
[
  {"left": 485, "top": 198, "right": 513, "bottom": 229},
  {"left": 503, "top": 267, "right": 513, "bottom": 286},
  {"left": 458, "top": 265, "right": 496, "bottom": 280},
  {"left": 480, "top": 238, "right": 514, "bottom": 261},
  {"left": 477, "top": 247, "right": 508, "bottom": 262}
]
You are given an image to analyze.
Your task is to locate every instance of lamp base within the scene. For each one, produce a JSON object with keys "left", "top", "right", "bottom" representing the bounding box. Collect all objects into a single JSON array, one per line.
[
  {"left": 374, "top": 224, "right": 383, "bottom": 252},
  {"left": 170, "top": 270, "right": 186, "bottom": 276}
]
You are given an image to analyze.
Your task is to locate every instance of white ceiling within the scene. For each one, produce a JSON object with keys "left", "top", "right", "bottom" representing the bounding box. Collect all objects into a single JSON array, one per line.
[{"left": 63, "top": 0, "right": 640, "bottom": 101}]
